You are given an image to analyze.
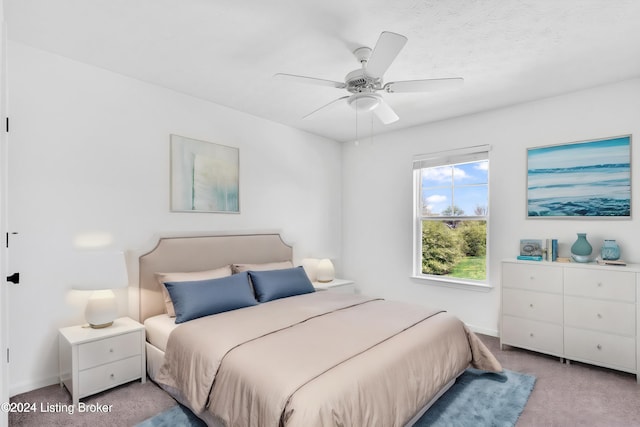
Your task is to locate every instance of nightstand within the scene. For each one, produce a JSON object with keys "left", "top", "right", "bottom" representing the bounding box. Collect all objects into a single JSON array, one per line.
[
  {"left": 313, "top": 278, "right": 356, "bottom": 294},
  {"left": 59, "top": 317, "right": 146, "bottom": 405}
]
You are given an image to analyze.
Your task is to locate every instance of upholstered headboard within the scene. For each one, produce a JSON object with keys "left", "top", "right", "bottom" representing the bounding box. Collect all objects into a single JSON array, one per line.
[{"left": 138, "top": 233, "right": 293, "bottom": 322}]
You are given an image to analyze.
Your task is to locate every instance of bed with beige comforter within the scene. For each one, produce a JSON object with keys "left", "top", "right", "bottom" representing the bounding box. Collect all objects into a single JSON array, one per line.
[{"left": 156, "top": 291, "right": 502, "bottom": 427}]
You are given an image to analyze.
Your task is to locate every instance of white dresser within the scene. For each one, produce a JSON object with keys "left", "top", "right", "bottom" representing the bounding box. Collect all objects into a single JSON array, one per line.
[
  {"left": 59, "top": 317, "right": 146, "bottom": 405},
  {"left": 501, "top": 259, "right": 640, "bottom": 379}
]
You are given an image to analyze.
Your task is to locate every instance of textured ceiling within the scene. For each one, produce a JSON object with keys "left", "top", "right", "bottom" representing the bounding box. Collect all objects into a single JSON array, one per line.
[{"left": 5, "top": 0, "right": 640, "bottom": 142}]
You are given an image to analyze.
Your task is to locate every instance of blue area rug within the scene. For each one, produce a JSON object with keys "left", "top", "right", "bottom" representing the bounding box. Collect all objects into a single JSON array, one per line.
[
  {"left": 415, "top": 368, "right": 536, "bottom": 427},
  {"left": 135, "top": 404, "right": 206, "bottom": 427},
  {"left": 136, "top": 368, "right": 535, "bottom": 427}
]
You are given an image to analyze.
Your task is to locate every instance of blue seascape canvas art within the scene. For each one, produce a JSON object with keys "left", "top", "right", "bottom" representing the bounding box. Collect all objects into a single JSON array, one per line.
[{"left": 527, "top": 136, "right": 631, "bottom": 217}]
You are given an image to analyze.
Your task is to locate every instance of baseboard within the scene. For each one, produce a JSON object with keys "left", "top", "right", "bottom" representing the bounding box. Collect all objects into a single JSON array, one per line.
[
  {"left": 10, "top": 375, "right": 59, "bottom": 398},
  {"left": 466, "top": 323, "right": 498, "bottom": 337}
]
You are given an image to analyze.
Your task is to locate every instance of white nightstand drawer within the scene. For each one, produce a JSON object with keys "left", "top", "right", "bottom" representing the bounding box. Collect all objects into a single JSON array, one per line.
[
  {"left": 564, "top": 296, "right": 635, "bottom": 336},
  {"left": 502, "top": 288, "right": 563, "bottom": 323},
  {"left": 78, "top": 331, "right": 142, "bottom": 370},
  {"left": 564, "top": 269, "right": 635, "bottom": 302},
  {"left": 565, "top": 327, "right": 636, "bottom": 372},
  {"left": 501, "top": 316, "right": 564, "bottom": 355},
  {"left": 502, "top": 263, "right": 563, "bottom": 293},
  {"left": 78, "top": 355, "right": 142, "bottom": 397}
]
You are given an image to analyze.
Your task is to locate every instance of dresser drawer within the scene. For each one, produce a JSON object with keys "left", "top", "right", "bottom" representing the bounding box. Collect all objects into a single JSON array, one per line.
[
  {"left": 564, "top": 268, "right": 635, "bottom": 302},
  {"left": 564, "top": 327, "right": 636, "bottom": 372},
  {"left": 78, "top": 355, "right": 142, "bottom": 397},
  {"left": 501, "top": 316, "right": 563, "bottom": 355},
  {"left": 502, "top": 288, "right": 563, "bottom": 323},
  {"left": 502, "top": 263, "right": 563, "bottom": 293},
  {"left": 78, "top": 331, "right": 142, "bottom": 370},
  {"left": 564, "top": 296, "right": 635, "bottom": 336}
]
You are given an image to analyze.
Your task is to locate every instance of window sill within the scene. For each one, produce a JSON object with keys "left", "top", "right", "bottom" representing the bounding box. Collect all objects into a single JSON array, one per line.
[{"left": 410, "top": 275, "right": 493, "bottom": 292}]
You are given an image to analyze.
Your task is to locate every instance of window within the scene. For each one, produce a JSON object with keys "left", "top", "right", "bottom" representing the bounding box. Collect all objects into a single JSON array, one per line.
[{"left": 413, "top": 146, "right": 489, "bottom": 286}]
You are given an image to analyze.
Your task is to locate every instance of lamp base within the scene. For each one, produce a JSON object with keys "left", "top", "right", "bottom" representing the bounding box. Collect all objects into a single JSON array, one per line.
[
  {"left": 89, "top": 321, "right": 114, "bottom": 329},
  {"left": 85, "top": 290, "right": 117, "bottom": 329}
]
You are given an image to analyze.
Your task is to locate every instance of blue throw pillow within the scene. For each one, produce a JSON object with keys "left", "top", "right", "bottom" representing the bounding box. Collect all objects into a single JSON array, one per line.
[
  {"left": 164, "top": 271, "right": 257, "bottom": 323},
  {"left": 248, "top": 266, "right": 315, "bottom": 302}
]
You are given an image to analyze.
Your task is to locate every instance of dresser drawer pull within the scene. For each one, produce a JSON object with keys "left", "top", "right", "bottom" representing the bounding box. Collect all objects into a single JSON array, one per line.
[
  {"left": 109, "top": 348, "right": 114, "bottom": 353},
  {"left": 596, "top": 344, "right": 602, "bottom": 350},
  {"left": 529, "top": 333, "right": 534, "bottom": 338},
  {"left": 596, "top": 313, "right": 602, "bottom": 319},
  {"left": 597, "top": 282, "right": 603, "bottom": 287},
  {"left": 529, "top": 303, "right": 534, "bottom": 308},
  {"left": 110, "top": 373, "right": 115, "bottom": 379}
]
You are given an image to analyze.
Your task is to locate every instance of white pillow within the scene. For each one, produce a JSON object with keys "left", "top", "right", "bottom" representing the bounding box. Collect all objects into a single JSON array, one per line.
[{"left": 231, "top": 260, "right": 293, "bottom": 273}]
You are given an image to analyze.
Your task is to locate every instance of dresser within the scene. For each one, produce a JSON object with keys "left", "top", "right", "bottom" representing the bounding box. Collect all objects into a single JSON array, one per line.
[
  {"left": 59, "top": 317, "right": 146, "bottom": 405},
  {"left": 501, "top": 259, "right": 640, "bottom": 380}
]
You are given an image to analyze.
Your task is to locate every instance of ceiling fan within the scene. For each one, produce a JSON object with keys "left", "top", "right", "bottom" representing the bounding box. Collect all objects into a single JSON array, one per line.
[{"left": 274, "top": 31, "right": 464, "bottom": 125}]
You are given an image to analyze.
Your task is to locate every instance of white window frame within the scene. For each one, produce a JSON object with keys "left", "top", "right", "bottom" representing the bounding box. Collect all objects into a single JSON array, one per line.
[{"left": 412, "top": 145, "right": 492, "bottom": 290}]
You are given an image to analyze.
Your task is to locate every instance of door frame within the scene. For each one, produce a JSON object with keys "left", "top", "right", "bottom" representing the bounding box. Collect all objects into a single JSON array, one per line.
[{"left": 0, "top": 5, "right": 10, "bottom": 426}]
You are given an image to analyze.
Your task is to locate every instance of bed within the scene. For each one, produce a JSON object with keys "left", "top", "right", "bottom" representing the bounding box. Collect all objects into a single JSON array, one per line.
[{"left": 138, "top": 233, "right": 502, "bottom": 427}]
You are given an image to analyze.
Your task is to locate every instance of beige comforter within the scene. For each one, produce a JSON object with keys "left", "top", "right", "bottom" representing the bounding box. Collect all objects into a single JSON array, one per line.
[{"left": 156, "top": 292, "right": 502, "bottom": 427}]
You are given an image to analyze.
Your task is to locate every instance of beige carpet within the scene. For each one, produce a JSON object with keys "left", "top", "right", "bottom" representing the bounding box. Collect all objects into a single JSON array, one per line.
[{"left": 9, "top": 334, "right": 640, "bottom": 426}]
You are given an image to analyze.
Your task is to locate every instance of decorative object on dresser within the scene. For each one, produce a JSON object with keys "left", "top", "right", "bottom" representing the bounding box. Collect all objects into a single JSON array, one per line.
[
  {"left": 500, "top": 259, "right": 640, "bottom": 381},
  {"left": 70, "top": 251, "right": 128, "bottom": 329},
  {"left": 600, "top": 239, "right": 621, "bottom": 261},
  {"left": 170, "top": 134, "right": 240, "bottom": 213},
  {"left": 59, "top": 317, "right": 146, "bottom": 405},
  {"left": 312, "top": 278, "right": 356, "bottom": 294},
  {"left": 527, "top": 135, "right": 631, "bottom": 218},
  {"left": 570, "top": 233, "right": 593, "bottom": 263},
  {"left": 315, "top": 258, "right": 335, "bottom": 282},
  {"left": 518, "top": 239, "right": 544, "bottom": 261}
]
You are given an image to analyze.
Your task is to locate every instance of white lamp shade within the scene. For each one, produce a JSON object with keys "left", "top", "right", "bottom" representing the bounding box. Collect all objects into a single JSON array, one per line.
[
  {"left": 316, "top": 259, "right": 335, "bottom": 283},
  {"left": 69, "top": 251, "right": 127, "bottom": 328},
  {"left": 70, "top": 251, "right": 128, "bottom": 291},
  {"left": 301, "top": 258, "right": 320, "bottom": 282}
]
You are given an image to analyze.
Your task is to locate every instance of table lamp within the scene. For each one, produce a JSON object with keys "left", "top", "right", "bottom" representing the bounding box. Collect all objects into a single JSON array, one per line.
[{"left": 70, "top": 251, "right": 128, "bottom": 328}]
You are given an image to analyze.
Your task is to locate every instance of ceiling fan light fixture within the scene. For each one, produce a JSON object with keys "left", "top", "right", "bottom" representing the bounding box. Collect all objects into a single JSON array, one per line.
[{"left": 348, "top": 93, "right": 381, "bottom": 112}]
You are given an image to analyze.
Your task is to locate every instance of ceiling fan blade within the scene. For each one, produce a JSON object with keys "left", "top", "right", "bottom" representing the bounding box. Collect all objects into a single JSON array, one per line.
[
  {"left": 373, "top": 99, "right": 399, "bottom": 124},
  {"left": 365, "top": 31, "right": 408, "bottom": 79},
  {"left": 384, "top": 77, "right": 464, "bottom": 93},
  {"left": 274, "top": 73, "right": 346, "bottom": 89},
  {"left": 303, "top": 96, "right": 350, "bottom": 119}
]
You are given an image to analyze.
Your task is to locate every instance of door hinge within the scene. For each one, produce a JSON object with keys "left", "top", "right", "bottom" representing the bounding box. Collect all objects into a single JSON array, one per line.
[
  {"left": 6, "top": 348, "right": 9, "bottom": 364},
  {"left": 6, "top": 272, "right": 19, "bottom": 284},
  {"left": 5, "top": 117, "right": 8, "bottom": 133}
]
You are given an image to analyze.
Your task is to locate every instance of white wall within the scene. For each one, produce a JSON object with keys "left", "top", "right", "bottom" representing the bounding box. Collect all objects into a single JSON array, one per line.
[
  {"left": 6, "top": 42, "right": 343, "bottom": 395},
  {"left": 342, "top": 78, "right": 640, "bottom": 335}
]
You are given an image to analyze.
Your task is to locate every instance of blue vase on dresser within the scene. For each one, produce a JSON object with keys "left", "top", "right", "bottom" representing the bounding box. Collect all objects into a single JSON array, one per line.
[
  {"left": 600, "top": 240, "right": 620, "bottom": 261},
  {"left": 571, "top": 233, "right": 592, "bottom": 262}
]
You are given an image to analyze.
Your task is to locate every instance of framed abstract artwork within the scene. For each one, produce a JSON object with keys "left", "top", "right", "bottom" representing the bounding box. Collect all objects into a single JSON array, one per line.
[
  {"left": 170, "top": 134, "right": 239, "bottom": 213},
  {"left": 527, "top": 135, "right": 631, "bottom": 218}
]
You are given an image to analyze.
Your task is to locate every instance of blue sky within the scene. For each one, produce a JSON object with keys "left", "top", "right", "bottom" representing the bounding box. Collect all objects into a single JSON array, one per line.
[{"left": 421, "top": 160, "right": 488, "bottom": 216}]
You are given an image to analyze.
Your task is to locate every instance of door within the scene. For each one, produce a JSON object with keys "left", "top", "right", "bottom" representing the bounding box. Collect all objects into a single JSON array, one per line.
[{"left": 0, "top": 10, "right": 9, "bottom": 427}]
